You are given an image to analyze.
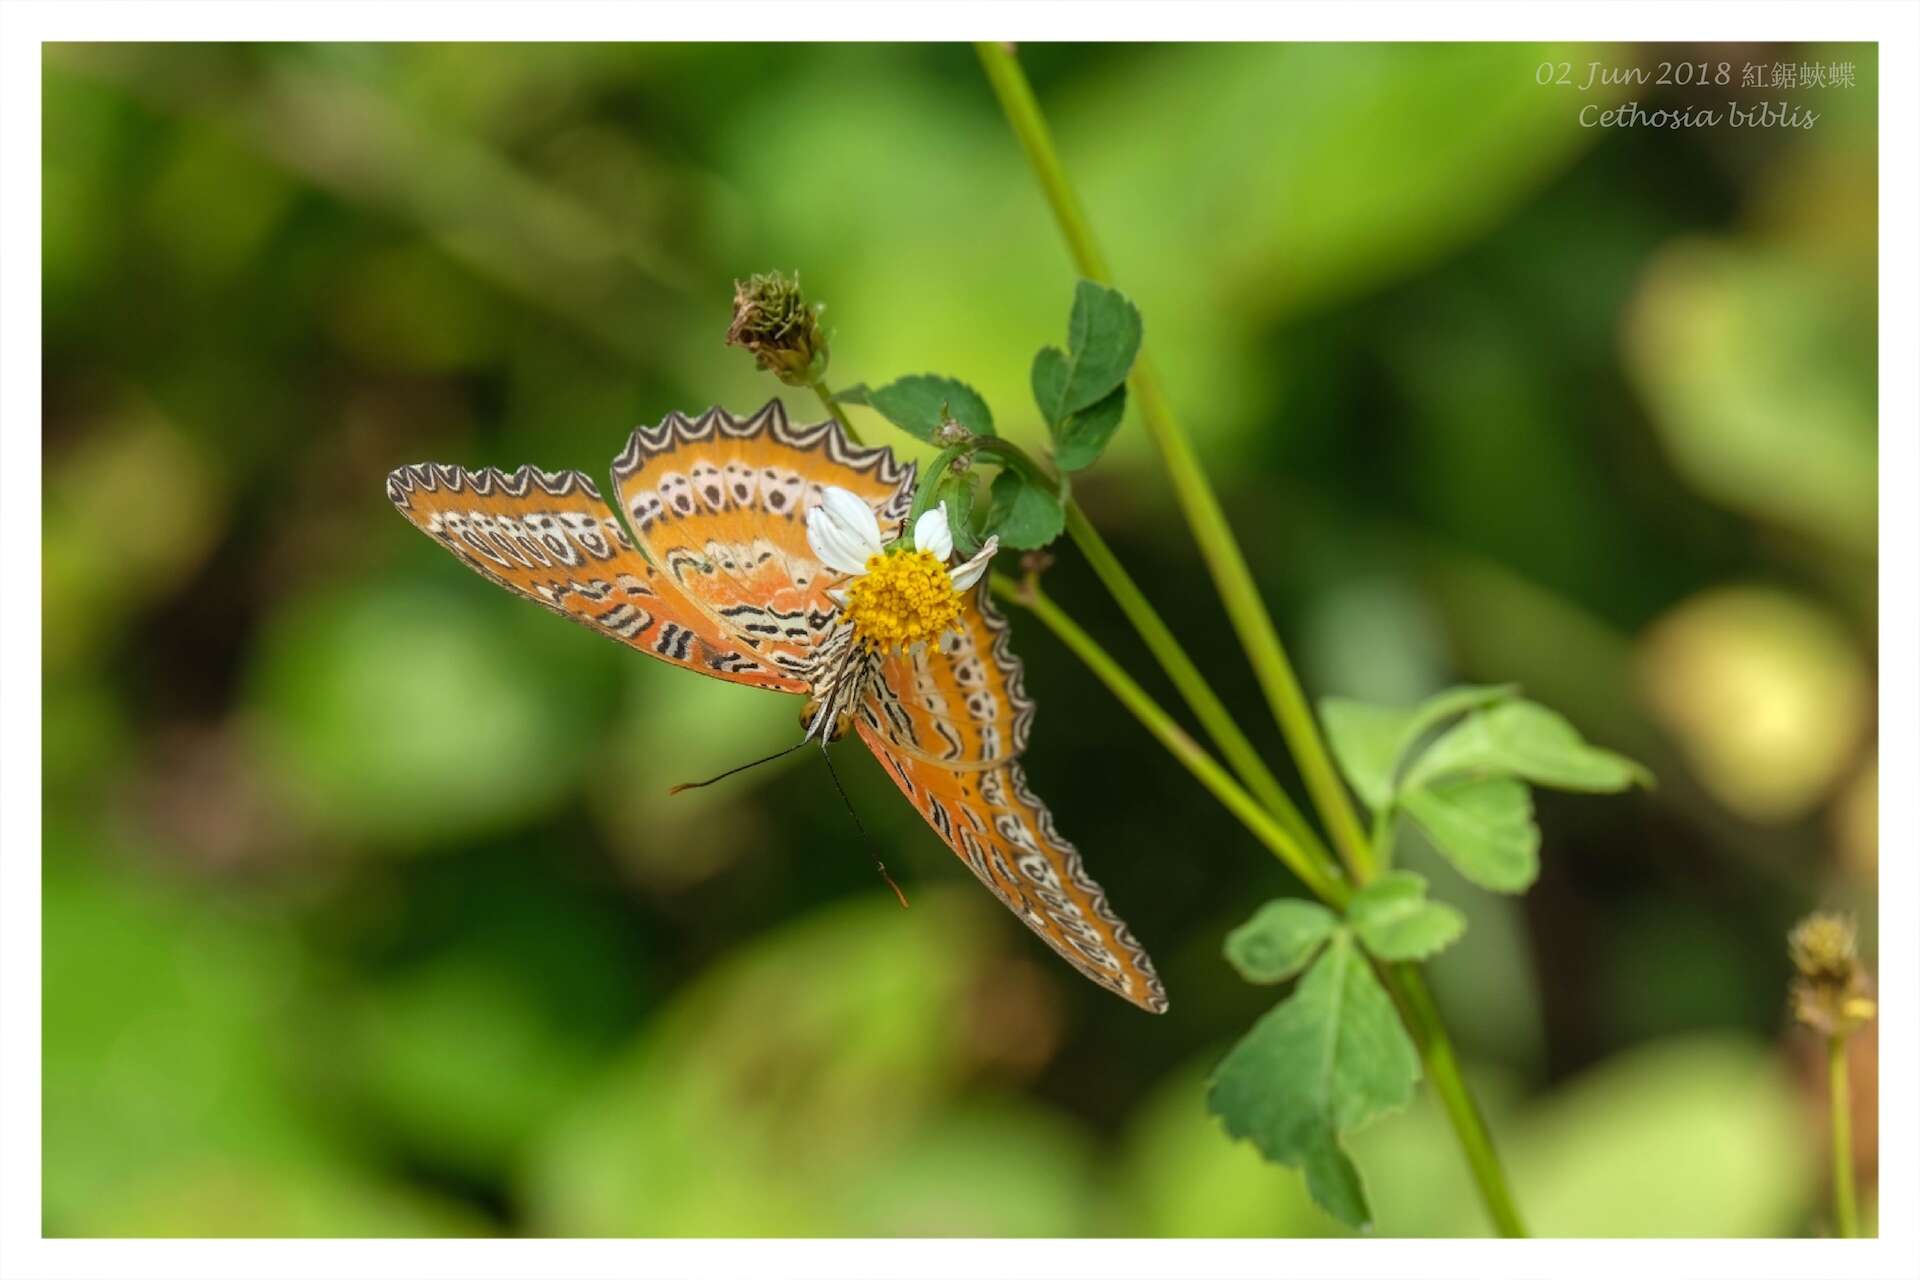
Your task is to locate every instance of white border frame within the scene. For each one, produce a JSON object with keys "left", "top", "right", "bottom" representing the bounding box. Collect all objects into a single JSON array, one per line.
[{"left": 4, "top": 4, "right": 1914, "bottom": 1278}]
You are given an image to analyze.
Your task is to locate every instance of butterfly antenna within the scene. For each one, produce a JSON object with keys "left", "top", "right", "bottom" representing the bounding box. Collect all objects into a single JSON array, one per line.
[
  {"left": 818, "top": 740, "right": 910, "bottom": 909},
  {"left": 668, "top": 739, "right": 810, "bottom": 795}
]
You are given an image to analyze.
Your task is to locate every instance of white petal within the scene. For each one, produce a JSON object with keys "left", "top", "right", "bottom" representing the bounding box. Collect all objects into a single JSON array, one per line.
[
  {"left": 913, "top": 502, "right": 954, "bottom": 562},
  {"left": 806, "top": 485, "right": 883, "bottom": 575},
  {"left": 947, "top": 535, "right": 1000, "bottom": 591},
  {"left": 821, "top": 485, "right": 883, "bottom": 553},
  {"left": 826, "top": 587, "right": 850, "bottom": 606},
  {"left": 805, "top": 507, "right": 866, "bottom": 576}
]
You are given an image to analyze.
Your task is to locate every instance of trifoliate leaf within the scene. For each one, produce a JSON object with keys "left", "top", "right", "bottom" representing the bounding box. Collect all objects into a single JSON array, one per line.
[
  {"left": 1224, "top": 899, "right": 1339, "bottom": 984},
  {"left": 1032, "top": 281, "right": 1142, "bottom": 426},
  {"left": 1050, "top": 384, "right": 1127, "bottom": 472},
  {"left": 985, "top": 469, "right": 1065, "bottom": 550},
  {"left": 1345, "top": 871, "right": 1467, "bottom": 962},
  {"left": 1207, "top": 930, "right": 1420, "bottom": 1228},
  {"left": 839, "top": 374, "right": 995, "bottom": 441},
  {"left": 1404, "top": 700, "right": 1652, "bottom": 795},
  {"left": 1401, "top": 776, "right": 1540, "bottom": 893},
  {"left": 1320, "top": 684, "right": 1517, "bottom": 810}
]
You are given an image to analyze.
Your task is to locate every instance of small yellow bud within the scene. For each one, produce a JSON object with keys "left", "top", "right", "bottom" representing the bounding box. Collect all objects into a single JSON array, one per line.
[{"left": 1787, "top": 911, "right": 1875, "bottom": 1038}]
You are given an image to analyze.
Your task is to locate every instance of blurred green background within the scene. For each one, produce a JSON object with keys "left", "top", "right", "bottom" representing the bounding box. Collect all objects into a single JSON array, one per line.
[{"left": 41, "top": 41, "right": 1878, "bottom": 1237}]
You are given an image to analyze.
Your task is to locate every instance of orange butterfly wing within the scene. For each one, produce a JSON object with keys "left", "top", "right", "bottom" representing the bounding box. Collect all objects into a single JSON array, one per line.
[
  {"left": 856, "top": 588, "right": 1168, "bottom": 1013},
  {"left": 386, "top": 462, "right": 804, "bottom": 693},
  {"left": 609, "top": 401, "right": 913, "bottom": 683}
]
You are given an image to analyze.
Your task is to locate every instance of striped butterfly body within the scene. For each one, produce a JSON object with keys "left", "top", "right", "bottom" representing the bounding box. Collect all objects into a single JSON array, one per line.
[{"left": 387, "top": 401, "right": 1166, "bottom": 1013}]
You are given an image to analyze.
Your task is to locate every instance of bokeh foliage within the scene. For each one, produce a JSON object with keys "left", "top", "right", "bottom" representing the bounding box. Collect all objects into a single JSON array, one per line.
[{"left": 42, "top": 41, "right": 1876, "bottom": 1236}]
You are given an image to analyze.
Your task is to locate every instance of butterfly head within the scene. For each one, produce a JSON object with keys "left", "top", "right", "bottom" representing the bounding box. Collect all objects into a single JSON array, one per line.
[{"left": 800, "top": 696, "right": 853, "bottom": 742}]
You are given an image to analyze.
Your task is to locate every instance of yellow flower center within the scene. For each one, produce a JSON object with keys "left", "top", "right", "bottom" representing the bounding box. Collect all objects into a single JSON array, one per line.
[{"left": 843, "top": 548, "right": 961, "bottom": 654}]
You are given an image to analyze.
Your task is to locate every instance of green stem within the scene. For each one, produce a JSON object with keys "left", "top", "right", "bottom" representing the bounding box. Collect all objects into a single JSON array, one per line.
[
  {"left": 1829, "top": 1033, "right": 1859, "bottom": 1237},
  {"left": 1385, "top": 965, "right": 1528, "bottom": 1237},
  {"left": 994, "top": 572, "right": 1349, "bottom": 909},
  {"left": 1063, "top": 502, "right": 1337, "bottom": 878},
  {"left": 973, "top": 41, "right": 1376, "bottom": 882},
  {"left": 806, "top": 376, "right": 862, "bottom": 445}
]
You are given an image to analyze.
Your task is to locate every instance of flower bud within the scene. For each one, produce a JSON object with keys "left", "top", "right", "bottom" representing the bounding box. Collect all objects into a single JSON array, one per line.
[
  {"left": 725, "top": 271, "right": 828, "bottom": 386},
  {"left": 934, "top": 418, "right": 973, "bottom": 447},
  {"left": 1788, "top": 911, "right": 1876, "bottom": 1037}
]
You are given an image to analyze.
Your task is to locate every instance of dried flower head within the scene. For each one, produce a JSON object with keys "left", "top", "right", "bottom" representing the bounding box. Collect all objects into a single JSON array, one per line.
[
  {"left": 1788, "top": 911, "right": 1876, "bottom": 1037},
  {"left": 725, "top": 270, "right": 828, "bottom": 386}
]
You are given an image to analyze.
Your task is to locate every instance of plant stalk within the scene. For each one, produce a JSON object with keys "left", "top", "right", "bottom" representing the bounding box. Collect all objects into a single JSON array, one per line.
[
  {"left": 1385, "top": 964, "right": 1529, "bottom": 1237},
  {"left": 807, "top": 377, "right": 862, "bottom": 444},
  {"left": 973, "top": 40, "right": 1376, "bottom": 881},
  {"left": 994, "top": 572, "right": 1348, "bottom": 909},
  {"left": 1829, "top": 1033, "right": 1859, "bottom": 1237}
]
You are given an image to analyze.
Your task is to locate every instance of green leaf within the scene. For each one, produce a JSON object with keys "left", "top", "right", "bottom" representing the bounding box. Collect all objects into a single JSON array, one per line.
[
  {"left": 1401, "top": 776, "right": 1540, "bottom": 893},
  {"left": 1207, "top": 931, "right": 1420, "bottom": 1228},
  {"left": 1032, "top": 281, "right": 1142, "bottom": 426},
  {"left": 985, "top": 469, "right": 1064, "bottom": 550},
  {"left": 934, "top": 468, "right": 981, "bottom": 555},
  {"left": 1345, "top": 871, "right": 1466, "bottom": 962},
  {"left": 1223, "top": 899, "right": 1338, "bottom": 984},
  {"left": 1029, "top": 346, "right": 1068, "bottom": 428},
  {"left": 1405, "top": 700, "right": 1653, "bottom": 794},
  {"left": 1050, "top": 384, "right": 1127, "bottom": 472},
  {"left": 1320, "top": 684, "right": 1517, "bottom": 809},
  {"left": 839, "top": 374, "right": 995, "bottom": 441}
]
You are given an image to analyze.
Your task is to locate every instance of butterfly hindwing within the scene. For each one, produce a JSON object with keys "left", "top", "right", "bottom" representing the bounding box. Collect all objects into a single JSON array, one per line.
[
  {"left": 386, "top": 462, "right": 804, "bottom": 693},
  {"left": 610, "top": 401, "right": 913, "bottom": 680},
  {"left": 856, "top": 586, "right": 1166, "bottom": 1013},
  {"left": 858, "top": 586, "right": 1035, "bottom": 769},
  {"left": 859, "top": 725, "right": 1168, "bottom": 1013}
]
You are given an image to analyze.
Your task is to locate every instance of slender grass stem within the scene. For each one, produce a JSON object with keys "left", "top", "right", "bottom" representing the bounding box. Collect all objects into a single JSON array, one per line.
[
  {"left": 1829, "top": 1033, "right": 1859, "bottom": 1237},
  {"left": 993, "top": 572, "right": 1349, "bottom": 909},
  {"left": 973, "top": 41, "right": 1376, "bottom": 881}
]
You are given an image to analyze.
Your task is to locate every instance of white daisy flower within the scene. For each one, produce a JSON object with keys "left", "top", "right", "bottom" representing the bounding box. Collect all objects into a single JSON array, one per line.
[{"left": 805, "top": 485, "right": 999, "bottom": 652}]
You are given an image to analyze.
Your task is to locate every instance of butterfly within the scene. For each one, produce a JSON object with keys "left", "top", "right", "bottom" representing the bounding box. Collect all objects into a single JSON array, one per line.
[{"left": 385, "top": 400, "right": 1166, "bottom": 1012}]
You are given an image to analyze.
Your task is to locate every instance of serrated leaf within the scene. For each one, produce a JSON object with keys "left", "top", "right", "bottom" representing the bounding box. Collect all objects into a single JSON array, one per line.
[
  {"left": 1051, "top": 384, "right": 1127, "bottom": 472},
  {"left": 1030, "top": 346, "right": 1068, "bottom": 428},
  {"left": 1224, "top": 899, "right": 1338, "bottom": 984},
  {"left": 1321, "top": 684, "right": 1517, "bottom": 810},
  {"left": 1404, "top": 700, "right": 1653, "bottom": 794},
  {"left": 1033, "top": 281, "right": 1142, "bottom": 427},
  {"left": 1298, "top": 1132, "right": 1370, "bottom": 1232},
  {"left": 1401, "top": 776, "right": 1540, "bottom": 893},
  {"left": 985, "top": 469, "right": 1064, "bottom": 550},
  {"left": 838, "top": 374, "right": 995, "bottom": 442},
  {"left": 1345, "top": 871, "right": 1467, "bottom": 962},
  {"left": 1207, "top": 930, "right": 1420, "bottom": 1228}
]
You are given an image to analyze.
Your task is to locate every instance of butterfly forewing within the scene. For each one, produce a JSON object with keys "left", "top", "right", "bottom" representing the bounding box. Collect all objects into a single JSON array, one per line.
[
  {"left": 609, "top": 401, "right": 913, "bottom": 678},
  {"left": 386, "top": 462, "right": 804, "bottom": 692}
]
